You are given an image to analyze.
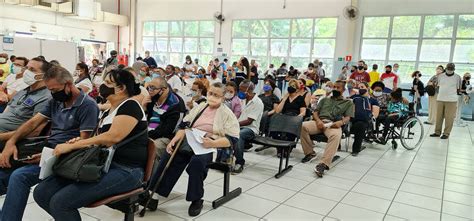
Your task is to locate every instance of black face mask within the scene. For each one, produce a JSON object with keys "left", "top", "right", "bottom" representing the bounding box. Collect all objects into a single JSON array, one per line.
[
  {"left": 357, "top": 66, "right": 364, "bottom": 70},
  {"left": 385, "top": 70, "right": 391, "bottom": 74},
  {"left": 287, "top": 86, "right": 297, "bottom": 94},
  {"left": 359, "top": 89, "right": 368, "bottom": 95},
  {"left": 466, "top": 77, "right": 471, "bottom": 81},
  {"left": 99, "top": 84, "right": 115, "bottom": 99},
  {"left": 332, "top": 90, "right": 341, "bottom": 98},
  {"left": 152, "top": 91, "right": 163, "bottom": 101},
  {"left": 51, "top": 85, "right": 72, "bottom": 102}
]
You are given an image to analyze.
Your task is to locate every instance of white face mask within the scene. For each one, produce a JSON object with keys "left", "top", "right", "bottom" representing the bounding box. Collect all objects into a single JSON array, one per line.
[
  {"left": 74, "top": 70, "right": 81, "bottom": 77},
  {"left": 23, "top": 69, "right": 39, "bottom": 86},
  {"left": 12, "top": 66, "right": 23, "bottom": 75},
  {"left": 373, "top": 91, "right": 383, "bottom": 97},
  {"left": 324, "top": 87, "right": 332, "bottom": 93},
  {"left": 224, "top": 93, "right": 234, "bottom": 100},
  {"left": 0, "top": 58, "right": 6, "bottom": 63}
]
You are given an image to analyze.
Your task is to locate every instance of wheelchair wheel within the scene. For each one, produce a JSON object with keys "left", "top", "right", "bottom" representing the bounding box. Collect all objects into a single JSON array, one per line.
[{"left": 400, "top": 117, "right": 424, "bottom": 150}]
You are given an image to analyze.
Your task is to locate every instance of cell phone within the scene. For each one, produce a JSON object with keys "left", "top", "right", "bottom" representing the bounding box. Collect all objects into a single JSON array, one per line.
[{"left": 17, "top": 156, "right": 32, "bottom": 161}]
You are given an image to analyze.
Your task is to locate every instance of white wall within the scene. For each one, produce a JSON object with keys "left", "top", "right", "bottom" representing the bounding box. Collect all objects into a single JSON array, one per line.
[{"left": 136, "top": 0, "right": 474, "bottom": 64}]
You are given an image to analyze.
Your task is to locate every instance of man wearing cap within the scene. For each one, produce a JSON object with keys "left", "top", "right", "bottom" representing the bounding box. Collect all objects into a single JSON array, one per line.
[
  {"left": 105, "top": 50, "right": 118, "bottom": 69},
  {"left": 430, "top": 63, "right": 462, "bottom": 139}
]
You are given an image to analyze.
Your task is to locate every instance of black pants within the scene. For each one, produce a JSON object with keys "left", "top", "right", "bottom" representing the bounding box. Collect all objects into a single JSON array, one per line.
[
  {"left": 150, "top": 149, "right": 213, "bottom": 202},
  {"left": 382, "top": 115, "right": 399, "bottom": 139},
  {"left": 351, "top": 120, "right": 369, "bottom": 153}
]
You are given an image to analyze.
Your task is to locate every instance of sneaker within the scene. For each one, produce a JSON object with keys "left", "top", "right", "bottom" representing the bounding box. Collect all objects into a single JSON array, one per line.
[
  {"left": 440, "top": 134, "right": 449, "bottom": 139},
  {"left": 301, "top": 153, "right": 317, "bottom": 163},
  {"left": 351, "top": 152, "right": 359, "bottom": 156},
  {"left": 314, "top": 163, "right": 327, "bottom": 178},
  {"left": 430, "top": 133, "right": 441, "bottom": 137},
  {"left": 232, "top": 164, "right": 244, "bottom": 174},
  {"left": 424, "top": 121, "right": 433, "bottom": 125},
  {"left": 188, "top": 199, "right": 204, "bottom": 217}
]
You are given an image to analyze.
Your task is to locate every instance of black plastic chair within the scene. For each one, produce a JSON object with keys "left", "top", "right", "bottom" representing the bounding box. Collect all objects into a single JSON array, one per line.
[
  {"left": 250, "top": 114, "right": 303, "bottom": 178},
  {"left": 207, "top": 161, "right": 242, "bottom": 209}
]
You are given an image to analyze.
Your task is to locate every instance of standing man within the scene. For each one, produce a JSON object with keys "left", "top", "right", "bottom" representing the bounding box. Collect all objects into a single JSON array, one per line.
[
  {"left": 350, "top": 65, "right": 371, "bottom": 84},
  {"left": 165, "top": 65, "right": 184, "bottom": 98},
  {"left": 0, "top": 53, "right": 11, "bottom": 83},
  {"left": 250, "top": 59, "right": 259, "bottom": 85},
  {"left": 430, "top": 63, "right": 462, "bottom": 139},
  {"left": 233, "top": 80, "right": 264, "bottom": 174},
  {"left": 104, "top": 50, "right": 118, "bottom": 69},
  {"left": 369, "top": 64, "right": 380, "bottom": 87},
  {"left": 380, "top": 65, "right": 399, "bottom": 93},
  {"left": 143, "top": 51, "right": 158, "bottom": 68}
]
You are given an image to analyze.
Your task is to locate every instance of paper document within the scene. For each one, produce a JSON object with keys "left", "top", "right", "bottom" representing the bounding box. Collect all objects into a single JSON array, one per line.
[
  {"left": 39, "top": 147, "right": 57, "bottom": 180},
  {"left": 324, "top": 122, "right": 334, "bottom": 128},
  {"left": 185, "top": 129, "right": 216, "bottom": 155}
]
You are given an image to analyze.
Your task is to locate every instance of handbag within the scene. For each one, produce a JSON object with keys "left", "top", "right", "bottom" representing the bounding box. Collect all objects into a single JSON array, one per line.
[
  {"left": 0, "top": 138, "right": 48, "bottom": 169},
  {"left": 425, "top": 85, "right": 436, "bottom": 96},
  {"left": 53, "top": 128, "right": 148, "bottom": 182}
]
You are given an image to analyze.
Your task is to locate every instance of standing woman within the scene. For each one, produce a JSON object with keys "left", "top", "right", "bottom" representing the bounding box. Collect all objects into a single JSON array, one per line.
[
  {"left": 234, "top": 57, "right": 249, "bottom": 89},
  {"left": 183, "top": 55, "right": 197, "bottom": 77},
  {"left": 425, "top": 65, "right": 444, "bottom": 124},
  {"left": 411, "top": 71, "right": 425, "bottom": 116},
  {"left": 33, "top": 69, "right": 148, "bottom": 221},
  {"left": 74, "top": 62, "right": 93, "bottom": 94}
]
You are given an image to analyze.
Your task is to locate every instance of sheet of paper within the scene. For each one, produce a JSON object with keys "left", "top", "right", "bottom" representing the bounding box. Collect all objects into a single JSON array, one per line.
[
  {"left": 192, "top": 128, "right": 207, "bottom": 143},
  {"left": 39, "top": 147, "right": 57, "bottom": 180},
  {"left": 185, "top": 129, "right": 216, "bottom": 155}
]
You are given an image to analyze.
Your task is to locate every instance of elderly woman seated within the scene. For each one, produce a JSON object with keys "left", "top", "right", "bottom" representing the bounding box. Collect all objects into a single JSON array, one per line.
[{"left": 148, "top": 82, "right": 239, "bottom": 217}]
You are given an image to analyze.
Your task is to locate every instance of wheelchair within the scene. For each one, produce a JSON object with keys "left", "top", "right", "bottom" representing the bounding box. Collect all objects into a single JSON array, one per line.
[{"left": 370, "top": 102, "right": 424, "bottom": 150}]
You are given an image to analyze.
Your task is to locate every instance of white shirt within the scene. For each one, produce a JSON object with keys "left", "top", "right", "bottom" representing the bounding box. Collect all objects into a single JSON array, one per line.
[
  {"left": 4, "top": 74, "right": 28, "bottom": 95},
  {"left": 183, "top": 63, "right": 196, "bottom": 77},
  {"left": 209, "top": 78, "right": 222, "bottom": 85},
  {"left": 238, "top": 95, "right": 264, "bottom": 134},
  {"left": 75, "top": 78, "right": 93, "bottom": 93},
  {"left": 437, "top": 73, "right": 462, "bottom": 102},
  {"left": 167, "top": 75, "right": 183, "bottom": 97}
]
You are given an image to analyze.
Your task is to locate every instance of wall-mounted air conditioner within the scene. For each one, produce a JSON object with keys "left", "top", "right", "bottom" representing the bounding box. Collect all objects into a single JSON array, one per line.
[
  {"left": 102, "top": 12, "right": 128, "bottom": 27},
  {"left": 5, "top": 0, "right": 37, "bottom": 6}
]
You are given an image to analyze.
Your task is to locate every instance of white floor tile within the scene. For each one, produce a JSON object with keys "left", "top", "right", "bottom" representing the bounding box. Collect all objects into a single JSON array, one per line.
[
  {"left": 360, "top": 174, "right": 402, "bottom": 190},
  {"left": 263, "top": 204, "right": 324, "bottom": 221},
  {"left": 311, "top": 175, "right": 358, "bottom": 190},
  {"left": 341, "top": 192, "right": 391, "bottom": 214},
  {"left": 22, "top": 203, "right": 52, "bottom": 221},
  {"left": 300, "top": 181, "right": 348, "bottom": 201},
  {"left": 387, "top": 202, "right": 440, "bottom": 221},
  {"left": 445, "top": 174, "right": 474, "bottom": 187},
  {"left": 383, "top": 215, "right": 408, "bottom": 221},
  {"left": 195, "top": 206, "right": 259, "bottom": 221},
  {"left": 441, "top": 213, "right": 471, "bottom": 221},
  {"left": 246, "top": 183, "right": 296, "bottom": 203},
  {"left": 367, "top": 167, "right": 406, "bottom": 180},
  {"left": 352, "top": 182, "right": 397, "bottom": 200},
  {"left": 284, "top": 193, "right": 337, "bottom": 216},
  {"left": 407, "top": 167, "right": 445, "bottom": 180},
  {"left": 394, "top": 191, "right": 442, "bottom": 212},
  {"left": 443, "top": 190, "right": 473, "bottom": 206},
  {"left": 442, "top": 201, "right": 474, "bottom": 219},
  {"left": 211, "top": 175, "right": 261, "bottom": 192},
  {"left": 264, "top": 175, "right": 310, "bottom": 192},
  {"left": 399, "top": 182, "right": 443, "bottom": 199},
  {"left": 444, "top": 181, "right": 473, "bottom": 195},
  {"left": 328, "top": 203, "right": 385, "bottom": 221},
  {"left": 404, "top": 174, "right": 444, "bottom": 189},
  {"left": 158, "top": 195, "right": 212, "bottom": 219},
  {"left": 224, "top": 193, "right": 279, "bottom": 218}
]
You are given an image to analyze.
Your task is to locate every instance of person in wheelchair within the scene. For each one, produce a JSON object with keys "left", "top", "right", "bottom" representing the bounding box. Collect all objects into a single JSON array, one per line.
[
  {"left": 376, "top": 88, "right": 408, "bottom": 145},
  {"left": 300, "top": 80, "right": 353, "bottom": 177},
  {"left": 149, "top": 82, "right": 239, "bottom": 217},
  {"left": 350, "top": 82, "right": 379, "bottom": 156}
]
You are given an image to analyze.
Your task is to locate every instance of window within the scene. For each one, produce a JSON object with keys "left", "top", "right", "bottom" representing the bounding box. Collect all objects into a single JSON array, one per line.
[
  {"left": 232, "top": 17, "right": 338, "bottom": 76},
  {"left": 360, "top": 14, "right": 474, "bottom": 84},
  {"left": 142, "top": 21, "right": 214, "bottom": 67}
]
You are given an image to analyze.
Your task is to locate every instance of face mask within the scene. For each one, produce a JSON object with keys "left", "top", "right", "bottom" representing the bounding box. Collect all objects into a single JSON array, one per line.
[
  {"left": 12, "top": 66, "right": 22, "bottom": 75},
  {"left": 357, "top": 66, "right": 364, "bottom": 71},
  {"left": 99, "top": 84, "right": 115, "bottom": 99},
  {"left": 152, "top": 73, "right": 160, "bottom": 78},
  {"left": 237, "top": 91, "right": 247, "bottom": 100},
  {"left": 23, "top": 69, "right": 39, "bottom": 86},
  {"left": 436, "top": 69, "right": 443, "bottom": 74},
  {"left": 385, "top": 70, "right": 391, "bottom": 74},
  {"left": 51, "top": 85, "right": 72, "bottom": 102},
  {"left": 324, "top": 87, "right": 332, "bottom": 93},
  {"left": 224, "top": 93, "right": 234, "bottom": 100},
  {"left": 446, "top": 70, "right": 454, "bottom": 75},
  {"left": 466, "top": 77, "right": 471, "bottom": 81},
  {"left": 74, "top": 70, "right": 81, "bottom": 77},
  {"left": 197, "top": 74, "right": 204, "bottom": 79},
  {"left": 0, "top": 58, "right": 6, "bottom": 63},
  {"left": 287, "top": 86, "right": 297, "bottom": 94},
  {"left": 152, "top": 90, "right": 163, "bottom": 101},
  {"left": 347, "top": 84, "right": 353, "bottom": 90},
  {"left": 263, "top": 84, "right": 272, "bottom": 92},
  {"left": 190, "top": 91, "right": 198, "bottom": 97},
  {"left": 139, "top": 71, "right": 146, "bottom": 76},
  {"left": 186, "top": 60, "right": 191, "bottom": 64},
  {"left": 373, "top": 91, "right": 383, "bottom": 97},
  {"left": 359, "top": 89, "right": 367, "bottom": 95},
  {"left": 332, "top": 90, "right": 341, "bottom": 97}
]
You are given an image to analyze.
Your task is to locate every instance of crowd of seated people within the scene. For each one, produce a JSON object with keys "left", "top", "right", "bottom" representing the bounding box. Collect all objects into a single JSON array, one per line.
[{"left": 0, "top": 52, "right": 468, "bottom": 220}]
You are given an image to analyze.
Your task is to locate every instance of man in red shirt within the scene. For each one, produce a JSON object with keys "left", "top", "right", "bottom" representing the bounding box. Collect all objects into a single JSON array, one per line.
[
  {"left": 350, "top": 65, "right": 371, "bottom": 84},
  {"left": 380, "top": 65, "right": 399, "bottom": 92}
]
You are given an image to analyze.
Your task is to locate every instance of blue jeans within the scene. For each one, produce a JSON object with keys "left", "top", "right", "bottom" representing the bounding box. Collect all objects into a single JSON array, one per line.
[
  {"left": 0, "top": 165, "right": 41, "bottom": 221},
  {"left": 235, "top": 128, "right": 256, "bottom": 165},
  {"left": 33, "top": 163, "right": 143, "bottom": 221}
]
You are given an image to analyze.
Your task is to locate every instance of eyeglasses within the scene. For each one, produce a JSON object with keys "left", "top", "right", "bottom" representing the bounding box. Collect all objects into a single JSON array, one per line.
[
  {"left": 146, "top": 86, "right": 164, "bottom": 91},
  {"left": 207, "top": 91, "right": 223, "bottom": 99}
]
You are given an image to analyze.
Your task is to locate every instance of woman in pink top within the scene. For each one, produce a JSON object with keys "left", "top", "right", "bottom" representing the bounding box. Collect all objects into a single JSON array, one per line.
[
  {"left": 149, "top": 82, "right": 239, "bottom": 217},
  {"left": 223, "top": 81, "right": 242, "bottom": 118}
]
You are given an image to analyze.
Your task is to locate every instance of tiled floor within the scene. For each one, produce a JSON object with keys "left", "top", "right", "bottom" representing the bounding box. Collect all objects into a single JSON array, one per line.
[{"left": 3, "top": 117, "right": 474, "bottom": 220}]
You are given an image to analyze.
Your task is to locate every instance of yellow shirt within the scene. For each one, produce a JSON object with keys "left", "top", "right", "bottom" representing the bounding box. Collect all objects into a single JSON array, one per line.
[
  {"left": 0, "top": 63, "right": 11, "bottom": 82},
  {"left": 369, "top": 71, "right": 380, "bottom": 86}
]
